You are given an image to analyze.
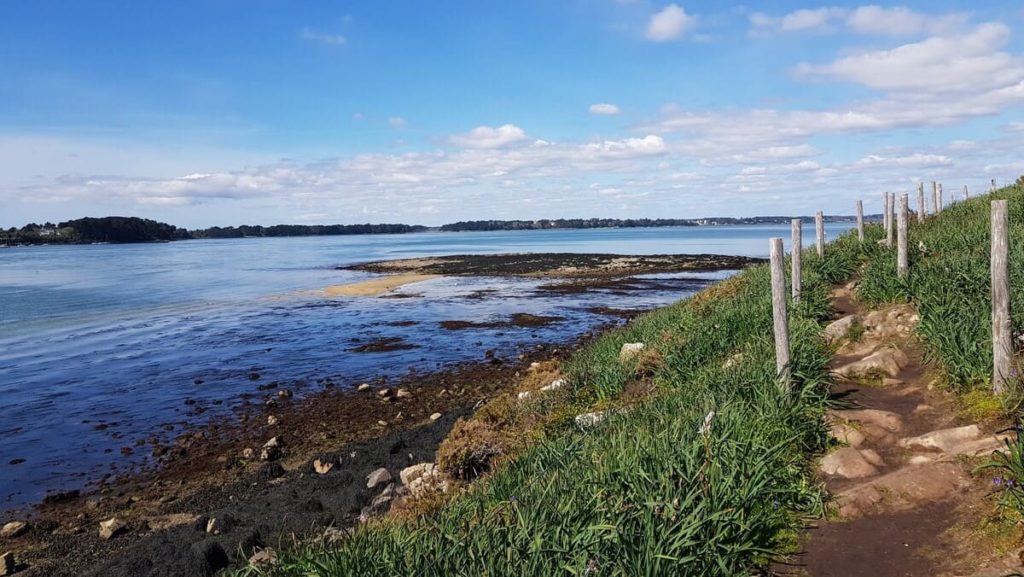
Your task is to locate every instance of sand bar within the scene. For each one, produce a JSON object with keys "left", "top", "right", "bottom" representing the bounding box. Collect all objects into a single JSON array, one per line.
[{"left": 324, "top": 273, "right": 441, "bottom": 297}]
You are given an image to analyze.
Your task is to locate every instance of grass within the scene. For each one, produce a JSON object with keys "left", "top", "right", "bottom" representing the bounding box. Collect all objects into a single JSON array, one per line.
[{"left": 236, "top": 230, "right": 869, "bottom": 576}]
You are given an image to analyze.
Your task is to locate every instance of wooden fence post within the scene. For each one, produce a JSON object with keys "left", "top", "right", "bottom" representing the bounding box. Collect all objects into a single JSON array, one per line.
[
  {"left": 897, "top": 193, "right": 909, "bottom": 278},
  {"left": 991, "top": 200, "right": 1011, "bottom": 395},
  {"left": 770, "top": 237, "right": 791, "bottom": 391},
  {"left": 963, "top": 185, "right": 969, "bottom": 201},
  {"left": 992, "top": 179, "right": 997, "bottom": 193},
  {"left": 815, "top": 211, "right": 824, "bottom": 257},
  {"left": 884, "top": 192, "right": 893, "bottom": 247},
  {"left": 932, "top": 181, "right": 940, "bottom": 214},
  {"left": 917, "top": 182, "right": 926, "bottom": 222},
  {"left": 791, "top": 219, "right": 802, "bottom": 303},
  {"left": 938, "top": 183, "right": 943, "bottom": 210},
  {"left": 856, "top": 200, "right": 865, "bottom": 242}
]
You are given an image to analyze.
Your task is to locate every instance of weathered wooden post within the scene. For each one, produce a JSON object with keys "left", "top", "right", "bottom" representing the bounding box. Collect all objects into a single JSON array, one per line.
[
  {"left": 932, "top": 181, "right": 940, "bottom": 214},
  {"left": 770, "top": 237, "right": 791, "bottom": 391},
  {"left": 884, "top": 192, "right": 893, "bottom": 247},
  {"left": 791, "top": 219, "right": 802, "bottom": 303},
  {"left": 897, "top": 193, "right": 909, "bottom": 278},
  {"left": 963, "top": 185, "right": 969, "bottom": 201},
  {"left": 991, "top": 200, "right": 1011, "bottom": 394},
  {"left": 917, "top": 182, "right": 926, "bottom": 222},
  {"left": 815, "top": 211, "right": 824, "bottom": 257},
  {"left": 856, "top": 200, "right": 865, "bottom": 242},
  {"left": 938, "top": 183, "right": 943, "bottom": 210},
  {"left": 992, "top": 178, "right": 997, "bottom": 193}
]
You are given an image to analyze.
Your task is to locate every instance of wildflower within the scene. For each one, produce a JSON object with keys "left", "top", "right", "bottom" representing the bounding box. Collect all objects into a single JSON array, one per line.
[
  {"left": 509, "top": 495, "right": 518, "bottom": 503},
  {"left": 585, "top": 558, "right": 599, "bottom": 575},
  {"left": 994, "top": 476, "right": 1004, "bottom": 487}
]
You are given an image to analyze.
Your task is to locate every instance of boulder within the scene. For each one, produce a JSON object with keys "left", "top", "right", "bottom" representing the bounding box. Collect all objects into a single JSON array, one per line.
[
  {"left": 824, "top": 315, "right": 858, "bottom": 343},
  {"left": 899, "top": 425, "right": 981, "bottom": 452},
  {"left": 0, "top": 522, "right": 26, "bottom": 539},
  {"left": 829, "top": 422, "right": 866, "bottom": 448},
  {"left": 834, "top": 348, "right": 909, "bottom": 379},
  {"left": 619, "top": 343, "right": 645, "bottom": 361},
  {"left": 98, "top": 517, "right": 126, "bottom": 540},
  {"left": 820, "top": 447, "right": 878, "bottom": 479},
  {"left": 837, "top": 461, "right": 970, "bottom": 518},
  {"left": 260, "top": 437, "right": 283, "bottom": 461},
  {"left": 366, "top": 467, "right": 392, "bottom": 489},
  {"left": 0, "top": 552, "right": 14, "bottom": 576}
]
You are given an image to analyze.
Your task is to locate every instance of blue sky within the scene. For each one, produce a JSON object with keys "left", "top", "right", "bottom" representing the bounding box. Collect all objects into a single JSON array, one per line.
[{"left": 2, "top": 1, "right": 1023, "bottom": 227}]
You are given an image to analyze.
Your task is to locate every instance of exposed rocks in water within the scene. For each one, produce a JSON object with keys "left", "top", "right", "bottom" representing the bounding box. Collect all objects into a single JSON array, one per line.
[{"left": 349, "top": 337, "right": 419, "bottom": 353}]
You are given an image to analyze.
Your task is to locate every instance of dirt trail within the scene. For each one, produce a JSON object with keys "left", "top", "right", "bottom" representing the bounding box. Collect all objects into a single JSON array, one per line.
[{"left": 794, "top": 283, "right": 1021, "bottom": 577}]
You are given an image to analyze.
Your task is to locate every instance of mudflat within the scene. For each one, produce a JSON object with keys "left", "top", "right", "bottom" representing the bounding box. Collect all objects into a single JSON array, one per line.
[{"left": 324, "top": 273, "right": 440, "bottom": 296}]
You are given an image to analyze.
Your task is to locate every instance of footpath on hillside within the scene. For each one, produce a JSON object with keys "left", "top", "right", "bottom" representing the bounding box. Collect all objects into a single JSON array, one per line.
[{"left": 794, "top": 280, "right": 1021, "bottom": 577}]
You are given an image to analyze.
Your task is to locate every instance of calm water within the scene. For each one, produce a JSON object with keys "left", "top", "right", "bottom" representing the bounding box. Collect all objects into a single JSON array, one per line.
[{"left": 0, "top": 224, "right": 851, "bottom": 510}]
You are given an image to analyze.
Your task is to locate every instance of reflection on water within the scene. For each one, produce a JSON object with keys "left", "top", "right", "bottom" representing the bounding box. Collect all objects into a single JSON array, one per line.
[{"left": 0, "top": 224, "right": 851, "bottom": 509}]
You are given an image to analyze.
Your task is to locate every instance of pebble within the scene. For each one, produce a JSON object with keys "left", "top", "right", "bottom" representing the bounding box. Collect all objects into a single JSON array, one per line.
[
  {"left": 277, "top": 389, "right": 292, "bottom": 399},
  {"left": 430, "top": 412, "right": 442, "bottom": 421},
  {"left": 0, "top": 522, "right": 26, "bottom": 539},
  {"left": 396, "top": 388, "right": 412, "bottom": 399},
  {"left": 378, "top": 388, "right": 393, "bottom": 398}
]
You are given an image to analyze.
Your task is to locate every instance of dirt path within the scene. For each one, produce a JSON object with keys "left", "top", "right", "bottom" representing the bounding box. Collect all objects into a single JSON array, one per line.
[{"left": 793, "top": 283, "right": 1021, "bottom": 577}]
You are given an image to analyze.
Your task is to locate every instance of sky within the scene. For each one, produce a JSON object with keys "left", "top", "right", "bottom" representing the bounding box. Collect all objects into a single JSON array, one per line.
[{"left": 1, "top": 1, "right": 1023, "bottom": 228}]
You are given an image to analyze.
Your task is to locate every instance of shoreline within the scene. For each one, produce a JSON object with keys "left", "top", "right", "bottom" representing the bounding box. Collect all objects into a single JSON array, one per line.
[{"left": 323, "top": 273, "right": 441, "bottom": 297}]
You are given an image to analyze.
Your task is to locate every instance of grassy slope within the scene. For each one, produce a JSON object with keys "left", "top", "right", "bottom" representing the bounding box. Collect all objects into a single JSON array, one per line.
[
  {"left": 858, "top": 181, "right": 1024, "bottom": 393},
  {"left": 241, "top": 228, "right": 873, "bottom": 576}
]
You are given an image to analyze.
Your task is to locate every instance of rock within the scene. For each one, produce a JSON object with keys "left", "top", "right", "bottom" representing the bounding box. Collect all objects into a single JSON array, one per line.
[
  {"left": 824, "top": 315, "right": 858, "bottom": 343},
  {"left": 837, "top": 462, "right": 970, "bottom": 518},
  {"left": 257, "top": 462, "right": 286, "bottom": 481},
  {"left": 858, "top": 448, "right": 885, "bottom": 467},
  {"left": 429, "top": 412, "right": 442, "bottom": 421},
  {"left": 913, "top": 404, "right": 932, "bottom": 413},
  {"left": 206, "top": 515, "right": 235, "bottom": 535},
  {"left": 899, "top": 425, "right": 981, "bottom": 453},
  {"left": 241, "top": 447, "right": 255, "bottom": 460},
  {"left": 908, "top": 455, "right": 935, "bottom": 466},
  {"left": 249, "top": 548, "right": 277, "bottom": 567},
  {"left": 0, "top": 552, "right": 15, "bottom": 576},
  {"left": 313, "top": 459, "right": 334, "bottom": 475},
  {"left": 517, "top": 391, "right": 532, "bottom": 401},
  {"left": 619, "top": 342, "right": 645, "bottom": 361},
  {"left": 396, "top": 388, "right": 412, "bottom": 399},
  {"left": 366, "top": 467, "right": 392, "bottom": 489},
  {"left": 358, "top": 492, "right": 393, "bottom": 523},
  {"left": 829, "top": 422, "right": 866, "bottom": 448},
  {"left": 400, "top": 463, "right": 436, "bottom": 486},
  {"left": 277, "top": 389, "right": 292, "bottom": 399},
  {"left": 830, "top": 409, "right": 903, "bottom": 433},
  {"left": 540, "top": 378, "right": 566, "bottom": 392},
  {"left": 820, "top": 447, "right": 878, "bottom": 479},
  {"left": 266, "top": 415, "right": 279, "bottom": 426},
  {"left": 721, "top": 352, "right": 745, "bottom": 370},
  {"left": 377, "top": 420, "right": 388, "bottom": 427},
  {"left": 0, "top": 522, "right": 26, "bottom": 539},
  {"left": 357, "top": 383, "right": 371, "bottom": 392},
  {"left": 98, "top": 517, "right": 126, "bottom": 540},
  {"left": 575, "top": 411, "right": 606, "bottom": 429},
  {"left": 260, "top": 437, "right": 283, "bottom": 461},
  {"left": 834, "top": 347, "right": 908, "bottom": 379},
  {"left": 881, "top": 377, "right": 904, "bottom": 386},
  {"left": 378, "top": 388, "right": 393, "bottom": 398}
]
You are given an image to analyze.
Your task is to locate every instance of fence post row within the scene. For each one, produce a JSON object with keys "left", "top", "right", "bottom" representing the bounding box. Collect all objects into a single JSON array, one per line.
[
  {"left": 815, "top": 211, "right": 824, "bottom": 257},
  {"left": 991, "top": 200, "right": 1011, "bottom": 395},
  {"left": 769, "top": 237, "right": 791, "bottom": 392},
  {"left": 856, "top": 200, "right": 865, "bottom": 242},
  {"left": 897, "top": 193, "right": 909, "bottom": 278},
  {"left": 791, "top": 219, "right": 802, "bottom": 303},
  {"left": 917, "top": 182, "right": 926, "bottom": 222},
  {"left": 884, "top": 192, "right": 893, "bottom": 247},
  {"left": 938, "top": 183, "right": 943, "bottom": 211},
  {"left": 932, "top": 181, "right": 940, "bottom": 214}
]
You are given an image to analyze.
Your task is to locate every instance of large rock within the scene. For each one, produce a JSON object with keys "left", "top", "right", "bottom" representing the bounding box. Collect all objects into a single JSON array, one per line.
[
  {"left": 0, "top": 522, "right": 26, "bottom": 539},
  {"left": 830, "top": 408, "right": 903, "bottom": 433},
  {"left": 899, "top": 426, "right": 1011, "bottom": 457},
  {"left": 400, "top": 463, "right": 436, "bottom": 486},
  {"left": 400, "top": 463, "right": 447, "bottom": 496},
  {"left": 824, "top": 315, "right": 859, "bottom": 343},
  {"left": 861, "top": 305, "right": 919, "bottom": 340},
  {"left": 829, "top": 422, "right": 866, "bottom": 448},
  {"left": 834, "top": 348, "right": 909, "bottom": 378},
  {"left": 837, "top": 461, "right": 970, "bottom": 518},
  {"left": 366, "top": 467, "right": 392, "bottom": 489},
  {"left": 820, "top": 447, "right": 878, "bottom": 479}
]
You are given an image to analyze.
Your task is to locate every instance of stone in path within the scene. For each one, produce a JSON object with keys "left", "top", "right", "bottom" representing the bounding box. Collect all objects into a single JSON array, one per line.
[
  {"left": 834, "top": 348, "right": 909, "bottom": 379},
  {"left": 821, "top": 448, "right": 878, "bottom": 479},
  {"left": 837, "top": 462, "right": 971, "bottom": 519}
]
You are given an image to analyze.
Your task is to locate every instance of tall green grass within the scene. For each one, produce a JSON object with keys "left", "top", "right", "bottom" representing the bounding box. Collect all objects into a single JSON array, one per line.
[
  {"left": 858, "top": 182, "right": 1024, "bottom": 391},
  {"left": 240, "top": 232, "right": 868, "bottom": 576}
]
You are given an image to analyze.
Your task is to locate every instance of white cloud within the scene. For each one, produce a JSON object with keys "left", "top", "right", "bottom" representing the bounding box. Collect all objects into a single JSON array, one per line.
[
  {"left": 589, "top": 103, "right": 621, "bottom": 115},
  {"left": 448, "top": 124, "right": 527, "bottom": 149},
  {"left": 646, "top": 4, "right": 695, "bottom": 42},
  {"left": 750, "top": 7, "right": 846, "bottom": 33},
  {"left": 846, "top": 6, "right": 927, "bottom": 36},
  {"left": 301, "top": 28, "right": 347, "bottom": 46},
  {"left": 388, "top": 116, "right": 407, "bottom": 128},
  {"left": 794, "top": 23, "right": 1024, "bottom": 94}
]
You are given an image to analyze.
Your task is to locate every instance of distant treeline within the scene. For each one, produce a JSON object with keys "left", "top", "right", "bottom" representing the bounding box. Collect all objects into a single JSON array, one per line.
[
  {"left": 192, "top": 223, "right": 427, "bottom": 239},
  {"left": 1, "top": 217, "right": 191, "bottom": 245},
  {"left": 439, "top": 214, "right": 873, "bottom": 232}
]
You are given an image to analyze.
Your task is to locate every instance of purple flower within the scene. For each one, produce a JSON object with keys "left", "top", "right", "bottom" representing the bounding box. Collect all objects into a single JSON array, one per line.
[{"left": 994, "top": 476, "right": 1004, "bottom": 487}]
